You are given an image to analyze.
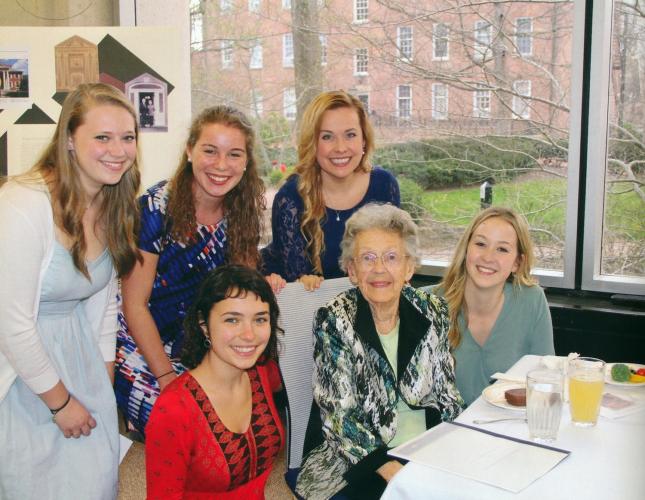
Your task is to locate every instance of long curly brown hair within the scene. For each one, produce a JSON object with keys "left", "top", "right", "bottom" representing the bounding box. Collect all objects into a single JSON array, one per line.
[
  {"left": 294, "top": 90, "right": 375, "bottom": 274},
  {"left": 29, "top": 83, "right": 141, "bottom": 278},
  {"left": 166, "top": 106, "right": 265, "bottom": 267}
]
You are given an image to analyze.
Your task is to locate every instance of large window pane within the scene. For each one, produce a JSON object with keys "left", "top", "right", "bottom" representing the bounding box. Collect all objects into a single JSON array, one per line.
[{"left": 191, "top": 0, "right": 580, "bottom": 280}]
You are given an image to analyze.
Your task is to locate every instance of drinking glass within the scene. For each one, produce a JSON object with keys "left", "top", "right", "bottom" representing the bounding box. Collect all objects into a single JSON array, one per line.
[
  {"left": 568, "top": 357, "right": 605, "bottom": 427},
  {"left": 526, "top": 369, "right": 564, "bottom": 443}
]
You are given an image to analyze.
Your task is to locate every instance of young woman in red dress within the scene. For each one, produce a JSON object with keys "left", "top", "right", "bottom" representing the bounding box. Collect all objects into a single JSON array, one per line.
[{"left": 145, "top": 265, "right": 284, "bottom": 499}]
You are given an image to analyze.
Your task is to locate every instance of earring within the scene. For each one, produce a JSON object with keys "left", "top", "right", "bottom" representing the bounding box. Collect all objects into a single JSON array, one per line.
[{"left": 203, "top": 336, "right": 211, "bottom": 349}]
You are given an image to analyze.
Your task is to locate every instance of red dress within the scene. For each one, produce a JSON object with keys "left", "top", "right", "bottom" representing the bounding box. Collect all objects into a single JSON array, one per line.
[{"left": 145, "top": 363, "right": 284, "bottom": 499}]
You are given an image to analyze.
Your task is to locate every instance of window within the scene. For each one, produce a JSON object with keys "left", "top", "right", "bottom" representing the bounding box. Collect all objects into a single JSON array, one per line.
[
  {"left": 512, "top": 80, "right": 531, "bottom": 119},
  {"left": 474, "top": 20, "right": 492, "bottom": 60},
  {"left": 583, "top": 0, "right": 645, "bottom": 293},
  {"left": 357, "top": 93, "right": 369, "bottom": 113},
  {"left": 251, "top": 90, "right": 263, "bottom": 116},
  {"left": 189, "top": 0, "right": 203, "bottom": 51},
  {"left": 397, "top": 85, "right": 412, "bottom": 119},
  {"left": 249, "top": 40, "right": 262, "bottom": 69},
  {"left": 320, "top": 34, "right": 328, "bottom": 66},
  {"left": 282, "top": 0, "right": 291, "bottom": 9},
  {"left": 283, "top": 33, "right": 294, "bottom": 68},
  {"left": 354, "top": 0, "right": 368, "bottom": 23},
  {"left": 432, "top": 83, "right": 448, "bottom": 120},
  {"left": 220, "top": 0, "right": 232, "bottom": 12},
  {"left": 221, "top": 40, "right": 233, "bottom": 69},
  {"left": 354, "top": 48, "right": 368, "bottom": 75},
  {"left": 397, "top": 26, "right": 413, "bottom": 61},
  {"left": 283, "top": 87, "right": 297, "bottom": 120},
  {"left": 249, "top": 0, "right": 260, "bottom": 13},
  {"left": 516, "top": 17, "right": 533, "bottom": 56},
  {"left": 473, "top": 87, "right": 491, "bottom": 118},
  {"left": 433, "top": 23, "right": 449, "bottom": 60}
]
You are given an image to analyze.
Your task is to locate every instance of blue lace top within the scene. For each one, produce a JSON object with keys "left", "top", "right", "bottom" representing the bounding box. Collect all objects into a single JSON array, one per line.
[{"left": 261, "top": 167, "right": 400, "bottom": 281}]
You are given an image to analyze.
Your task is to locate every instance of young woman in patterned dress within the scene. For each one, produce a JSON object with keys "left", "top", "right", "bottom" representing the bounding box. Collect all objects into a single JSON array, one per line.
[{"left": 114, "top": 105, "right": 283, "bottom": 433}]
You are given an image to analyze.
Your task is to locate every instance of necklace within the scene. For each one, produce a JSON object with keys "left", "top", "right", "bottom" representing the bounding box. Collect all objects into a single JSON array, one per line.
[{"left": 335, "top": 210, "right": 341, "bottom": 222}]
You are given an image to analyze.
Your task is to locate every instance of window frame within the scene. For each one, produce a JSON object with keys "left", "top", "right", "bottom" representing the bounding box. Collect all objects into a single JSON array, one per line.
[
  {"left": 432, "top": 23, "right": 449, "bottom": 61},
  {"left": 354, "top": 47, "right": 369, "bottom": 75},
  {"left": 189, "top": 0, "right": 203, "bottom": 51},
  {"left": 431, "top": 82, "right": 448, "bottom": 120},
  {"left": 473, "top": 20, "right": 492, "bottom": 61},
  {"left": 396, "top": 84, "right": 412, "bottom": 119},
  {"left": 397, "top": 26, "right": 413, "bottom": 62},
  {"left": 582, "top": 0, "right": 645, "bottom": 294},
  {"left": 512, "top": 79, "right": 531, "bottom": 119},
  {"left": 283, "top": 32, "right": 294, "bottom": 68},
  {"left": 354, "top": 0, "right": 368, "bottom": 24},
  {"left": 220, "top": 0, "right": 232, "bottom": 13},
  {"left": 249, "top": 40, "right": 263, "bottom": 69},
  {"left": 473, "top": 86, "right": 491, "bottom": 119},
  {"left": 320, "top": 34, "right": 328, "bottom": 66},
  {"left": 283, "top": 87, "right": 297, "bottom": 121},
  {"left": 221, "top": 40, "right": 233, "bottom": 69},
  {"left": 515, "top": 17, "right": 533, "bottom": 56}
]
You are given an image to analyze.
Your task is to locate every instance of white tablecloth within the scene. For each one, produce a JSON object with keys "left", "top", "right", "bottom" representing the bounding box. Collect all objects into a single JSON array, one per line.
[{"left": 382, "top": 355, "right": 645, "bottom": 500}]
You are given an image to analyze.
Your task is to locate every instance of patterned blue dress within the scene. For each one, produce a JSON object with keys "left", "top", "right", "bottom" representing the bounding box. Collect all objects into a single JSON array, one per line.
[{"left": 114, "top": 181, "right": 227, "bottom": 433}]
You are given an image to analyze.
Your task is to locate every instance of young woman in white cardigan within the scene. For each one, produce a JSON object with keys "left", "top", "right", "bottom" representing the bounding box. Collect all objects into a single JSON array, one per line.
[{"left": 0, "top": 83, "right": 141, "bottom": 499}]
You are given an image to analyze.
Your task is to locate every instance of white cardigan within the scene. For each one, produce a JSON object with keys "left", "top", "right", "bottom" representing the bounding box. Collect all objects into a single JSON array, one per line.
[{"left": 0, "top": 179, "right": 118, "bottom": 402}]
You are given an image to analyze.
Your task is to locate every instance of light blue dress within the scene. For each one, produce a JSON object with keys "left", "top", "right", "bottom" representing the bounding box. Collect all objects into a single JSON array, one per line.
[{"left": 0, "top": 242, "right": 118, "bottom": 500}]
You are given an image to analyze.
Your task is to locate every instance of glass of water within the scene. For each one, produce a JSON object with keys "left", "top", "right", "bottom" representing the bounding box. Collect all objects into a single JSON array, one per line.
[{"left": 526, "top": 369, "right": 564, "bottom": 443}]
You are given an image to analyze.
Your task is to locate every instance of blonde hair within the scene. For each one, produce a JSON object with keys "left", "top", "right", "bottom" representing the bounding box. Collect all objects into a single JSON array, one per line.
[
  {"left": 166, "top": 105, "right": 265, "bottom": 267},
  {"left": 28, "top": 83, "right": 141, "bottom": 278},
  {"left": 439, "top": 206, "right": 537, "bottom": 349},
  {"left": 294, "top": 90, "right": 375, "bottom": 274}
]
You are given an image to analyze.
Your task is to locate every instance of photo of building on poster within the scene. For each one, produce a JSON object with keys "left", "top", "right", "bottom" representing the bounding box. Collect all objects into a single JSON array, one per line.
[{"left": 0, "top": 49, "right": 29, "bottom": 107}]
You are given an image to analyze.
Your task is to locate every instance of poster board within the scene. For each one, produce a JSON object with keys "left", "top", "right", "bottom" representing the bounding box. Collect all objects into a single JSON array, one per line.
[{"left": 0, "top": 26, "right": 190, "bottom": 190}]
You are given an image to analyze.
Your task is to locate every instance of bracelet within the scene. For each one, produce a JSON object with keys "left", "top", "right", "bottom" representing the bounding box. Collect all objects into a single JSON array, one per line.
[
  {"left": 50, "top": 393, "right": 71, "bottom": 423},
  {"left": 156, "top": 369, "right": 175, "bottom": 380}
]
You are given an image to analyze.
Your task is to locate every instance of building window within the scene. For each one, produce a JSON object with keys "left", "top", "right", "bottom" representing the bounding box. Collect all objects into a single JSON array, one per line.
[
  {"left": 357, "top": 93, "right": 369, "bottom": 113},
  {"left": 397, "top": 85, "right": 411, "bottom": 119},
  {"left": 251, "top": 90, "right": 263, "bottom": 116},
  {"left": 249, "top": 0, "right": 260, "bottom": 13},
  {"left": 474, "top": 20, "right": 492, "bottom": 60},
  {"left": 283, "top": 87, "right": 297, "bottom": 120},
  {"left": 282, "top": 0, "right": 291, "bottom": 9},
  {"left": 220, "top": 0, "right": 232, "bottom": 12},
  {"left": 189, "top": 0, "right": 203, "bottom": 51},
  {"left": 283, "top": 33, "right": 294, "bottom": 68},
  {"left": 354, "top": 48, "right": 368, "bottom": 75},
  {"left": 397, "top": 26, "right": 413, "bottom": 61},
  {"left": 512, "top": 80, "right": 531, "bottom": 119},
  {"left": 432, "top": 83, "right": 448, "bottom": 120},
  {"left": 320, "top": 34, "right": 328, "bottom": 66},
  {"left": 354, "top": 0, "right": 368, "bottom": 23},
  {"left": 432, "top": 23, "right": 449, "bottom": 60},
  {"left": 221, "top": 40, "right": 233, "bottom": 69},
  {"left": 515, "top": 17, "right": 533, "bottom": 56},
  {"left": 249, "top": 40, "right": 263, "bottom": 69},
  {"left": 473, "top": 87, "right": 491, "bottom": 118}
]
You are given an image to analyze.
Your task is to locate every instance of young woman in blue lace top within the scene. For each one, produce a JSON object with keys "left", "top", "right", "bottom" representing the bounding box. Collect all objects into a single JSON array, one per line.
[{"left": 262, "top": 91, "right": 400, "bottom": 290}]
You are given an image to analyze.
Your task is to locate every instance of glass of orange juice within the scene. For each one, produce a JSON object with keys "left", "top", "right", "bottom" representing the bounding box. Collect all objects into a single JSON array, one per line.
[{"left": 568, "top": 357, "right": 605, "bottom": 426}]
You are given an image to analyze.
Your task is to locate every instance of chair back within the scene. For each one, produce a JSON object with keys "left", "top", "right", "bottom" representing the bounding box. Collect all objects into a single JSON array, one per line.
[{"left": 277, "top": 277, "right": 353, "bottom": 474}]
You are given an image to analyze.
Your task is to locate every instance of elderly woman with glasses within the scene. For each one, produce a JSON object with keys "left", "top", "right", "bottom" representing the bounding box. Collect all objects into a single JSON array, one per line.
[{"left": 295, "top": 203, "right": 463, "bottom": 500}]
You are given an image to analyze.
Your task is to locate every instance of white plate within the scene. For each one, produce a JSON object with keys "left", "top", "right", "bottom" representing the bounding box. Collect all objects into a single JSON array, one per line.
[
  {"left": 482, "top": 382, "right": 526, "bottom": 411},
  {"left": 605, "top": 363, "right": 645, "bottom": 387}
]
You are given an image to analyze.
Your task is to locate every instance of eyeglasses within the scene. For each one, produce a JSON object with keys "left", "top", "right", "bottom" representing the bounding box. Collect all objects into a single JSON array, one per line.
[{"left": 354, "top": 251, "right": 409, "bottom": 271}]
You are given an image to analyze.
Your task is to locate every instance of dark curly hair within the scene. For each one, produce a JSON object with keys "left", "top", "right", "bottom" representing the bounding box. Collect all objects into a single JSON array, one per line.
[
  {"left": 181, "top": 265, "right": 282, "bottom": 369},
  {"left": 166, "top": 105, "right": 265, "bottom": 267}
]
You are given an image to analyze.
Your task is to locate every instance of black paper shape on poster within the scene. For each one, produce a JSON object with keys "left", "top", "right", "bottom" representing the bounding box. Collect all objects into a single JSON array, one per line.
[{"left": 15, "top": 105, "right": 55, "bottom": 124}]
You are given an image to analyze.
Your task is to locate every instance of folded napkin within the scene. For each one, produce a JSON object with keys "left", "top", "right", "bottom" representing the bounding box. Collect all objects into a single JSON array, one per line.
[{"left": 490, "top": 372, "right": 525, "bottom": 384}]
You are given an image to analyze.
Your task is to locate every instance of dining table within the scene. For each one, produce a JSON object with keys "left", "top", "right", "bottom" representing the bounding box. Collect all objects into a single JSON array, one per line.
[{"left": 381, "top": 355, "right": 645, "bottom": 500}]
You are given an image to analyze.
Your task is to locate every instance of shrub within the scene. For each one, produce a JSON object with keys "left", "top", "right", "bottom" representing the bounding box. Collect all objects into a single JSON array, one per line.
[{"left": 397, "top": 176, "right": 427, "bottom": 221}]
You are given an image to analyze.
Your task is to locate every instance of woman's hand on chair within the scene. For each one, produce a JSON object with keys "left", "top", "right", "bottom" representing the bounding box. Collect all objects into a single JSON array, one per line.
[
  {"left": 297, "top": 274, "right": 324, "bottom": 291},
  {"left": 265, "top": 273, "right": 286, "bottom": 294}
]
